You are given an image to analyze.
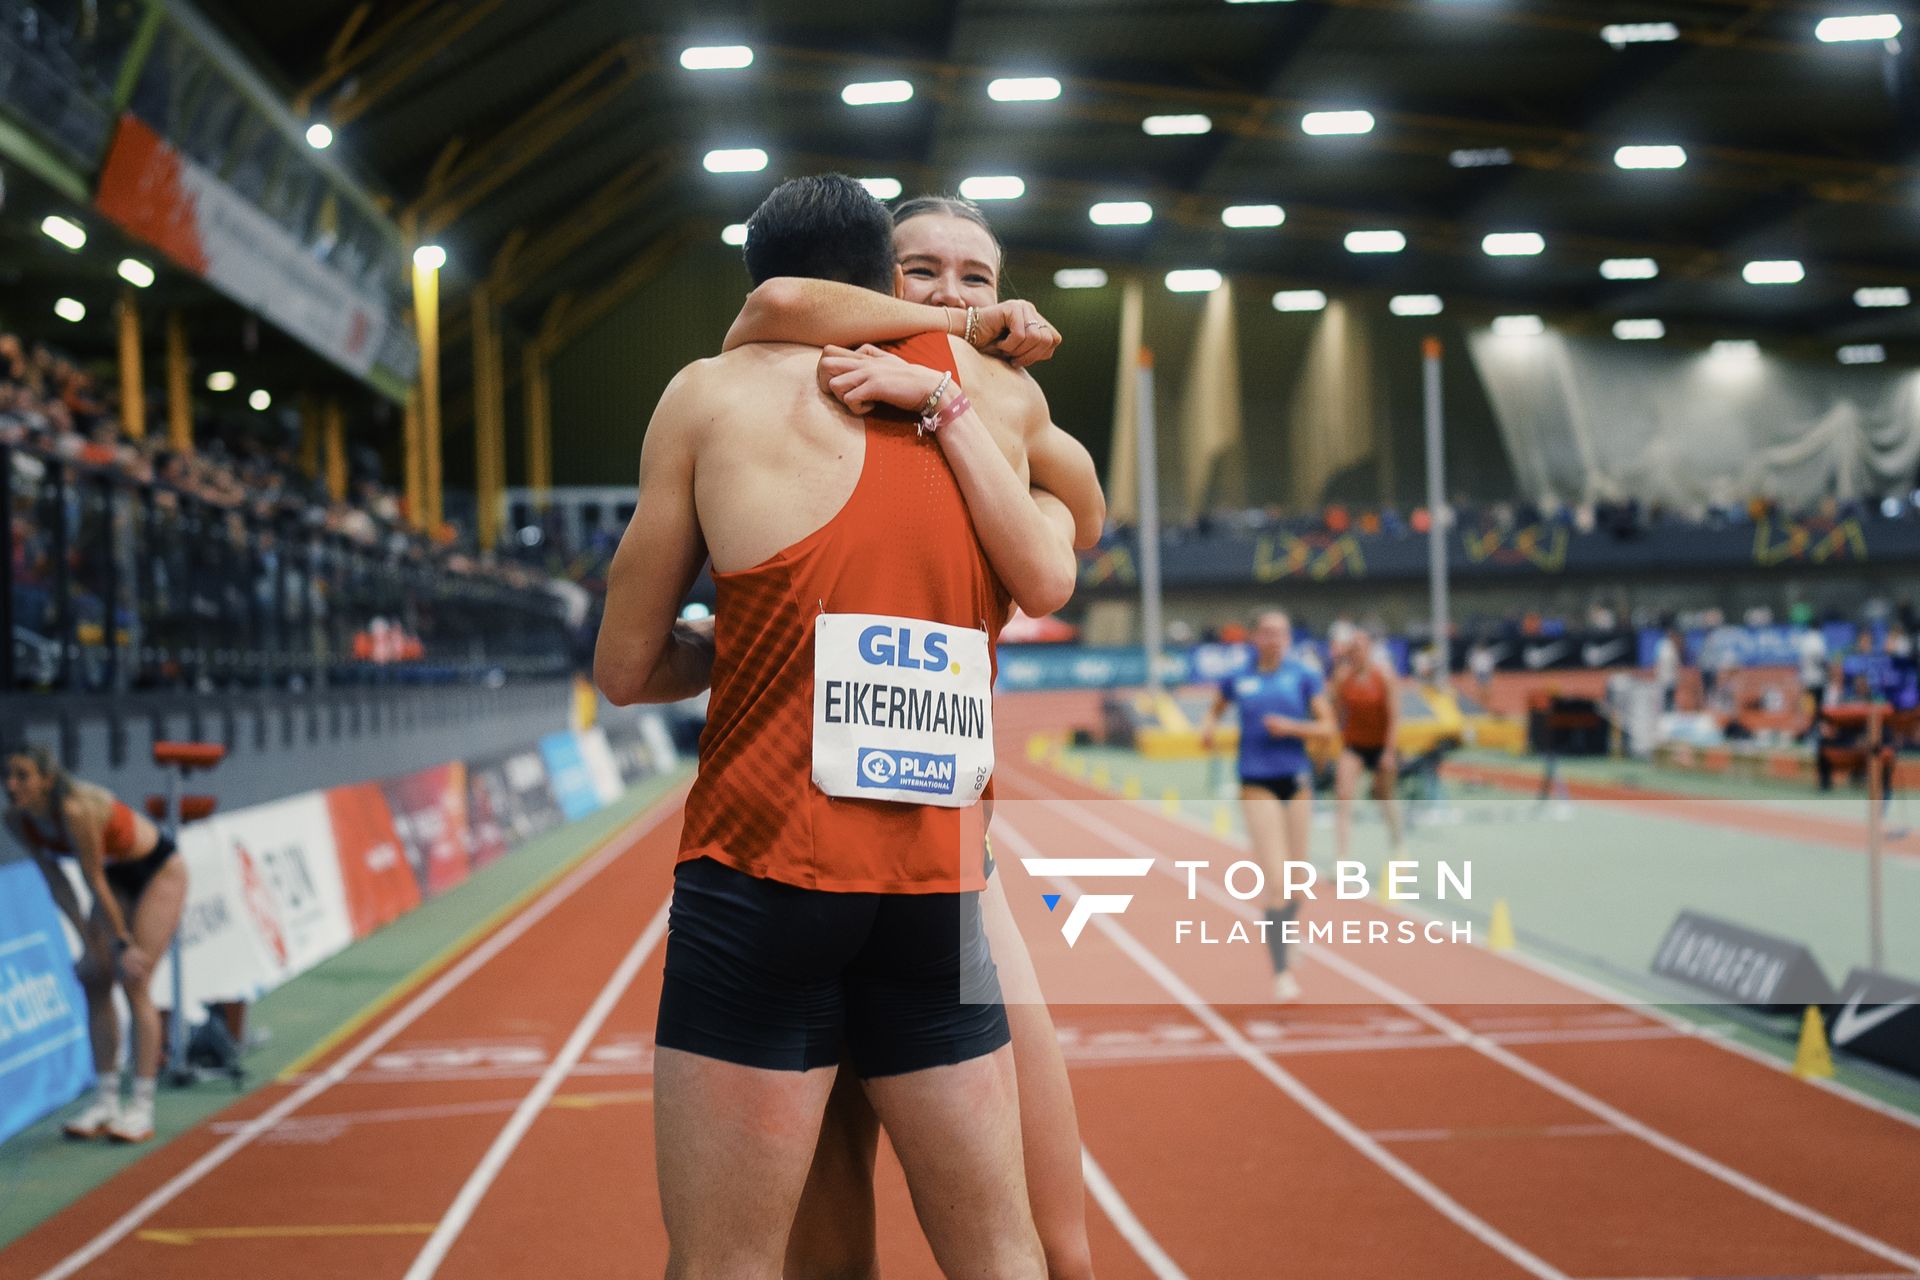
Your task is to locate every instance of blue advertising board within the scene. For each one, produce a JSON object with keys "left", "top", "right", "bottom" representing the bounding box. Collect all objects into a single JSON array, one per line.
[
  {"left": 538, "top": 732, "right": 603, "bottom": 821},
  {"left": 0, "top": 859, "right": 93, "bottom": 1143}
]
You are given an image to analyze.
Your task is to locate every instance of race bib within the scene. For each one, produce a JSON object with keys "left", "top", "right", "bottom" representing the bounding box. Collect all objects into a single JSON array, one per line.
[{"left": 813, "top": 612, "right": 994, "bottom": 808}]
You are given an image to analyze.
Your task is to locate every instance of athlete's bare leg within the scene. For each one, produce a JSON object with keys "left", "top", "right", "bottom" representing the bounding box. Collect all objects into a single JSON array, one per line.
[
  {"left": 862, "top": 1045, "right": 1045, "bottom": 1279},
  {"left": 1373, "top": 753, "right": 1404, "bottom": 852},
  {"left": 788, "top": 876, "right": 1091, "bottom": 1280},
  {"left": 655, "top": 1050, "right": 838, "bottom": 1280},
  {"left": 785, "top": 1068, "right": 880, "bottom": 1280},
  {"left": 125, "top": 859, "right": 186, "bottom": 1079},
  {"left": 1333, "top": 749, "right": 1363, "bottom": 862},
  {"left": 985, "top": 875, "right": 1094, "bottom": 1280}
]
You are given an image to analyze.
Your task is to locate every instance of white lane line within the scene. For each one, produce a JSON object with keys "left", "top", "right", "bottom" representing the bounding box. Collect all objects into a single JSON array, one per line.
[
  {"left": 402, "top": 896, "right": 672, "bottom": 1279},
  {"left": 995, "top": 821, "right": 1569, "bottom": 1280},
  {"left": 1010, "top": 763, "right": 1920, "bottom": 1135},
  {"left": 1080, "top": 1146, "right": 1188, "bottom": 1280},
  {"left": 34, "top": 794, "right": 683, "bottom": 1280},
  {"left": 1034, "top": 792, "right": 1920, "bottom": 1276}
]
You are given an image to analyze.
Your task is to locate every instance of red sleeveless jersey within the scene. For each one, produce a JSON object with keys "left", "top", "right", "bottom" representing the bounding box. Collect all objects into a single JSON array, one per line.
[
  {"left": 1334, "top": 663, "right": 1392, "bottom": 749},
  {"left": 678, "top": 333, "right": 1008, "bottom": 893}
]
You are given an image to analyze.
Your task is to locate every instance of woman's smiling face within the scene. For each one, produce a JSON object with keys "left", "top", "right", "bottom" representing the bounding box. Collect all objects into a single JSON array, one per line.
[{"left": 893, "top": 212, "right": 1001, "bottom": 309}]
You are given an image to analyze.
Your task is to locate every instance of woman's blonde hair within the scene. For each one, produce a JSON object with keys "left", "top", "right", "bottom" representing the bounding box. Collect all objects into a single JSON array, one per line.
[{"left": 5, "top": 744, "right": 72, "bottom": 817}]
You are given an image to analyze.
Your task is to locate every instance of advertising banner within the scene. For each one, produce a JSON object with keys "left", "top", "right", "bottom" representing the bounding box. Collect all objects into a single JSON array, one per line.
[
  {"left": 0, "top": 860, "right": 93, "bottom": 1143},
  {"left": 1650, "top": 910, "right": 1836, "bottom": 1008},
  {"left": 213, "top": 793, "right": 356, "bottom": 984},
  {"left": 93, "top": 115, "right": 402, "bottom": 387},
  {"left": 505, "top": 749, "right": 566, "bottom": 838},
  {"left": 540, "top": 732, "right": 603, "bottom": 821},
  {"left": 325, "top": 783, "right": 419, "bottom": 938},
  {"left": 576, "top": 728, "right": 625, "bottom": 806},
  {"left": 382, "top": 763, "right": 473, "bottom": 897},
  {"left": 465, "top": 755, "right": 515, "bottom": 870}
]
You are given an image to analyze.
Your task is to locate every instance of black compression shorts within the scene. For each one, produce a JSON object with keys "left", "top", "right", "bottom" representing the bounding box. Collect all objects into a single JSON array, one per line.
[
  {"left": 656, "top": 856, "right": 1010, "bottom": 1077},
  {"left": 1242, "top": 773, "right": 1307, "bottom": 802},
  {"left": 104, "top": 833, "right": 177, "bottom": 902}
]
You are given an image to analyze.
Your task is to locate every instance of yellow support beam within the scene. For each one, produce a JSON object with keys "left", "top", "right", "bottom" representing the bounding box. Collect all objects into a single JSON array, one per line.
[
  {"left": 402, "top": 387, "right": 423, "bottom": 532},
  {"left": 412, "top": 248, "right": 444, "bottom": 534},
  {"left": 324, "top": 399, "right": 348, "bottom": 503},
  {"left": 164, "top": 311, "right": 191, "bottom": 453},
  {"left": 115, "top": 285, "right": 145, "bottom": 442},
  {"left": 327, "top": 0, "right": 506, "bottom": 128},
  {"left": 470, "top": 284, "right": 505, "bottom": 550},
  {"left": 523, "top": 342, "right": 552, "bottom": 509}
]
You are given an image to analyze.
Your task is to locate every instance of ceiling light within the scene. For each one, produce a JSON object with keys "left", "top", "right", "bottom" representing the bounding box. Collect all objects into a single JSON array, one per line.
[
  {"left": 1839, "top": 343, "right": 1888, "bottom": 364},
  {"left": 1090, "top": 201, "right": 1153, "bottom": 225},
  {"left": 1302, "top": 110, "right": 1374, "bottom": 136},
  {"left": 1710, "top": 339, "right": 1760, "bottom": 358},
  {"left": 859, "top": 177, "right": 902, "bottom": 199},
  {"left": 53, "top": 297, "right": 85, "bottom": 323},
  {"left": 1345, "top": 229, "right": 1406, "bottom": 254},
  {"left": 1449, "top": 148, "right": 1512, "bottom": 168},
  {"left": 702, "top": 148, "right": 768, "bottom": 173},
  {"left": 1601, "top": 22, "right": 1680, "bottom": 45},
  {"left": 1222, "top": 204, "right": 1285, "bottom": 228},
  {"left": 1165, "top": 269, "right": 1223, "bottom": 293},
  {"left": 1815, "top": 14, "right": 1901, "bottom": 42},
  {"left": 1600, "top": 257, "right": 1659, "bottom": 280},
  {"left": 1483, "top": 232, "right": 1545, "bottom": 256},
  {"left": 1273, "top": 290, "right": 1328, "bottom": 312},
  {"left": 1054, "top": 269, "right": 1109, "bottom": 289},
  {"left": 206, "top": 371, "right": 236, "bottom": 392},
  {"left": 721, "top": 223, "right": 748, "bottom": 246},
  {"left": 1390, "top": 294, "right": 1443, "bottom": 316},
  {"left": 1613, "top": 318, "right": 1665, "bottom": 340},
  {"left": 958, "top": 175, "right": 1025, "bottom": 201},
  {"left": 1143, "top": 114, "right": 1212, "bottom": 136},
  {"left": 305, "top": 122, "right": 333, "bottom": 150},
  {"left": 679, "top": 45, "right": 753, "bottom": 70},
  {"left": 842, "top": 80, "right": 913, "bottom": 106},
  {"left": 249, "top": 390, "right": 272, "bottom": 411},
  {"left": 1742, "top": 259, "right": 1805, "bottom": 285},
  {"left": 116, "top": 258, "right": 155, "bottom": 288},
  {"left": 413, "top": 244, "right": 446, "bottom": 271},
  {"left": 1492, "top": 315, "right": 1545, "bottom": 336},
  {"left": 1855, "top": 286, "right": 1910, "bottom": 308},
  {"left": 40, "top": 215, "right": 86, "bottom": 250},
  {"left": 987, "top": 77, "right": 1061, "bottom": 102},
  {"left": 1614, "top": 144, "right": 1687, "bottom": 169}
]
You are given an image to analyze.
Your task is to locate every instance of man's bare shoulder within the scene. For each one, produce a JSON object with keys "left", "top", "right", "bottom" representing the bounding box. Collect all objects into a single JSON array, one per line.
[{"left": 655, "top": 345, "right": 823, "bottom": 439}]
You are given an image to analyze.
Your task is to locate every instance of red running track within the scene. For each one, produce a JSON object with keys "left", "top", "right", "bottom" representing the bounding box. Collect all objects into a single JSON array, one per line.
[{"left": 5, "top": 757, "right": 1920, "bottom": 1278}]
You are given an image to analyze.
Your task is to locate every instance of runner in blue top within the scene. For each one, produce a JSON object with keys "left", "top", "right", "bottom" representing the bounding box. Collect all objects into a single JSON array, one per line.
[{"left": 1199, "top": 610, "right": 1337, "bottom": 1001}]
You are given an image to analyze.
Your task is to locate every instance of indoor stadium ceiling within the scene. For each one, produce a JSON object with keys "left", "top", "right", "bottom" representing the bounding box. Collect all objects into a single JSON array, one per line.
[{"left": 200, "top": 0, "right": 1920, "bottom": 344}]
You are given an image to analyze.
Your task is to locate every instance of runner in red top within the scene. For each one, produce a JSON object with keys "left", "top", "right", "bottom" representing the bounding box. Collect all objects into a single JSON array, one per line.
[
  {"left": 1330, "top": 624, "right": 1406, "bottom": 864},
  {"left": 596, "top": 175, "right": 1072, "bottom": 1278},
  {"left": 5, "top": 745, "right": 185, "bottom": 1144},
  {"left": 728, "top": 194, "right": 1102, "bottom": 1280}
]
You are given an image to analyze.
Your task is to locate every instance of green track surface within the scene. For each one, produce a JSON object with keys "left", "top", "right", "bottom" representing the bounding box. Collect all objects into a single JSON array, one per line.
[
  {"left": 1036, "top": 741, "right": 1920, "bottom": 1119},
  {"left": 0, "top": 770, "right": 687, "bottom": 1250}
]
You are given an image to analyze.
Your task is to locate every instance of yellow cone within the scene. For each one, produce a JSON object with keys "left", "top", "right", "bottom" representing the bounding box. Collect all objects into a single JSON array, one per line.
[
  {"left": 1026, "top": 734, "right": 1047, "bottom": 762},
  {"left": 1794, "top": 1005, "right": 1834, "bottom": 1080},
  {"left": 1212, "top": 803, "right": 1233, "bottom": 836},
  {"left": 1162, "top": 787, "right": 1181, "bottom": 817},
  {"left": 1122, "top": 775, "right": 1142, "bottom": 800},
  {"left": 1091, "top": 764, "right": 1111, "bottom": 789},
  {"left": 1487, "top": 898, "right": 1516, "bottom": 952}
]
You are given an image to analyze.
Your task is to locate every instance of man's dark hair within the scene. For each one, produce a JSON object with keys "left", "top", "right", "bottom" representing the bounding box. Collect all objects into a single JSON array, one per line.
[{"left": 743, "top": 174, "right": 896, "bottom": 293}]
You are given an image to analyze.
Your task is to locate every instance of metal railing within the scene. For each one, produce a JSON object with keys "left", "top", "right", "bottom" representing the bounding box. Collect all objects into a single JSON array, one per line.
[{"left": 4, "top": 442, "right": 575, "bottom": 693}]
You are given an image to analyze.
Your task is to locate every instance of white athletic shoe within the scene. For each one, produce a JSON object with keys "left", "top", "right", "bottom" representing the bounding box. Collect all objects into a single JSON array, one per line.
[
  {"left": 1271, "top": 971, "right": 1303, "bottom": 1003},
  {"left": 106, "top": 1102, "right": 154, "bottom": 1144},
  {"left": 62, "top": 1098, "right": 119, "bottom": 1140}
]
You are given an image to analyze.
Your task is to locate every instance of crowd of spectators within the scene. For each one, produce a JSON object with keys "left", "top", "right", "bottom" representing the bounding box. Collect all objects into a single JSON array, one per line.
[
  {"left": 3, "top": 329, "right": 567, "bottom": 691},
  {"left": 1114, "top": 490, "right": 1887, "bottom": 548}
]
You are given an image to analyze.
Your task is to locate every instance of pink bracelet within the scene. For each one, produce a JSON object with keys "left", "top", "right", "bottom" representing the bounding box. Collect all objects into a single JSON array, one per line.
[{"left": 920, "top": 390, "right": 971, "bottom": 436}]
